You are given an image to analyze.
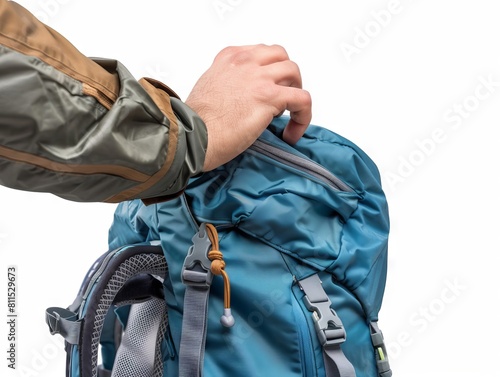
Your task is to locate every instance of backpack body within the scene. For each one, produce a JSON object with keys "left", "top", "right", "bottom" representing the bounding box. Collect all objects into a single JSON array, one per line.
[{"left": 48, "top": 117, "right": 391, "bottom": 377}]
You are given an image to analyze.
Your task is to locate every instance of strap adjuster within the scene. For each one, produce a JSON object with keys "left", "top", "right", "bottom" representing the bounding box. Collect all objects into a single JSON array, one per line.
[
  {"left": 304, "top": 297, "right": 347, "bottom": 347},
  {"left": 297, "top": 274, "right": 356, "bottom": 377},
  {"left": 370, "top": 321, "right": 392, "bottom": 377},
  {"left": 181, "top": 223, "right": 214, "bottom": 287},
  {"left": 45, "top": 307, "right": 81, "bottom": 344},
  {"left": 298, "top": 274, "right": 347, "bottom": 347},
  {"left": 47, "top": 310, "right": 61, "bottom": 336}
]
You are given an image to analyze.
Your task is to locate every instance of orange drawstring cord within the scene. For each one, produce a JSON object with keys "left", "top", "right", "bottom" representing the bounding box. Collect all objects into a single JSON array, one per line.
[{"left": 206, "top": 223, "right": 234, "bottom": 327}]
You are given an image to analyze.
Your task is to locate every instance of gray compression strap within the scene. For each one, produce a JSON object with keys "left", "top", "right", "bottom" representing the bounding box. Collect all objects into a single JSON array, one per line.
[
  {"left": 298, "top": 274, "right": 356, "bottom": 377},
  {"left": 179, "top": 224, "right": 214, "bottom": 377},
  {"left": 45, "top": 307, "right": 81, "bottom": 345}
]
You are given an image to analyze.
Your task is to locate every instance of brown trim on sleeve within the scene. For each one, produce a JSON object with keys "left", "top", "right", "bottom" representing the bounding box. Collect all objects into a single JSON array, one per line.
[
  {"left": 103, "top": 79, "right": 180, "bottom": 202},
  {"left": 0, "top": 144, "right": 150, "bottom": 182},
  {"left": 0, "top": 0, "right": 119, "bottom": 109},
  {"left": 140, "top": 77, "right": 181, "bottom": 100},
  {"left": 82, "top": 83, "right": 113, "bottom": 110},
  {"left": 138, "top": 78, "right": 181, "bottom": 128}
]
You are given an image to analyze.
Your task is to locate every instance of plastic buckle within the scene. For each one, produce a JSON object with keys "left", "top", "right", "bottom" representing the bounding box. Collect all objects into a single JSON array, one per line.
[
  {"left": 181, "top": 223, "right": 214, "bottom": 287},
  {"left": 48, "top": 310, "right": 61, "bottom": 336},
  {"left": 303, "top": 296, "right": 347, "bottom": 347},
  {"left": 370, "top": 322, "right": 392, "bottom": 377}
]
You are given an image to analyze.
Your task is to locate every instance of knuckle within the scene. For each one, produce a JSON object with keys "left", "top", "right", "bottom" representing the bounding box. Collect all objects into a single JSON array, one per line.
[
  {"left": 229, "top": 50, "right": 253, "bottom": 66},
  {"left": 270, "top": 44, "right": 289, "bottom": 59},
  {"left": 217, "top": 46, "right": 254, "bottom": 66},
  {"left": 216, "top": 46, "right": 238, "bottom": 59},
  {"left": 300, "top": 90, "right": 312, "bottom": 106},
  {"left": 287, "top": 60, "right": 301, "bottom": 75},
  {"left": 255, "top": 82, "right": 280, "bottom": 100}
]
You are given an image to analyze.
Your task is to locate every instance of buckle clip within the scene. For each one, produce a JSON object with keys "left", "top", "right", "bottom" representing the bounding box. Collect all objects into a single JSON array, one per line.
[
  {"left": 302, "top": 295, "right": 346, "bottom": 347},
  {"left": 181, "top": 223, "right": 214, "bottom": 287},
  {"left": 370, "top": 321, "right": 393, "bottom": 376},
  {"left": 48, "top": 310, "right": 61, "bottom": 336}
]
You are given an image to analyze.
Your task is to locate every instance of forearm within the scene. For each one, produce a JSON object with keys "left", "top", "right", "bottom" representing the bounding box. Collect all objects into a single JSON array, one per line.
[{"left": 0, "top": 0, "right": 207, "bottom": 203}]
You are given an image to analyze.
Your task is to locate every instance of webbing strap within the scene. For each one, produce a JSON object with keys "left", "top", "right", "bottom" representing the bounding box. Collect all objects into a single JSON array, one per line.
[
  {"left": 179, "top": 224, "right": 214, "bottom": 377},
  {"left": 45, "top": 307, "right": 81, "bottom": 345},
  {"left": 298, "top": 274, "right": 356, "bottom": 377},
  {"left": 178, "top": 286, "right": 210, "bottom": 377},
  {"left": 323, "top": 347, "right": 356, "bottom": 377}
]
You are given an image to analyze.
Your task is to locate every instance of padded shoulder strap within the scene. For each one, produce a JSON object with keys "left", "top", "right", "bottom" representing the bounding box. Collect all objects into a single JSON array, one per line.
[{"left": 46, "top": 244, "right": 168, "bottom": 377}]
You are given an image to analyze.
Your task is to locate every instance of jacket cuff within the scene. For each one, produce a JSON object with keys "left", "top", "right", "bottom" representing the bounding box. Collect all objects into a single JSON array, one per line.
[{"left": 107, "top": 80, "right": 208, "bottom": 204}]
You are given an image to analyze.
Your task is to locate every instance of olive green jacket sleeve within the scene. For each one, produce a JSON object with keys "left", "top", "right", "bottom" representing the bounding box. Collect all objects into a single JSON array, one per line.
[{"left": 0, "top": 0, "right": 208, "bottom": 203}]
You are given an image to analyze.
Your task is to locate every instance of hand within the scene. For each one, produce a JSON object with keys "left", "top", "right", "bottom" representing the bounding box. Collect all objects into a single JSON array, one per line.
[{"left": 185, "top": 44, "right": 312, "bottom": 171}]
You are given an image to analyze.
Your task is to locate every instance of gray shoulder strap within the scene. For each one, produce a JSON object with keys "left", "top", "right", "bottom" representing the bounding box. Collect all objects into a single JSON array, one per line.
[
  {"left": 179, "top": 224, "right": 214, "bottom": 377},
  {"left": 298, "top": 274, "right": 356, "bottom": 377}
]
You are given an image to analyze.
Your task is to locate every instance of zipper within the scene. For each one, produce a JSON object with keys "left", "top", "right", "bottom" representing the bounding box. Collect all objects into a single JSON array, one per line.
[
  {"left": 181, "top": 193, "right": 200, "bottom": 231},
  {"left": 181, "top": 193, "right": 235, "bottom": 235},
  {"left": 292, "top": 285, "right": 316, "bottom": 377},
  {"left": 249, "top": 139, "right": 352, "bottom": 193}
]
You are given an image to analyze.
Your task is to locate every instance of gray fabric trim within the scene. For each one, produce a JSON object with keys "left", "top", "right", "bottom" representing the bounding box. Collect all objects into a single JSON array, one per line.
[{"left": 250, "top": 139, "right": 352, "bottom": 192}]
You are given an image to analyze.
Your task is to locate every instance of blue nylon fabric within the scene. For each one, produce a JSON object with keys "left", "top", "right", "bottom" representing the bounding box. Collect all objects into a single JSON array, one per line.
[
  {"left": 108, "top": 116, "right": 389, "bottom": 377},
  {"left": 69, "top": 345, "right": 79, "bottom": 377},
  {"left": 266, "top": 119, "right": 390, "bottom": 320}
]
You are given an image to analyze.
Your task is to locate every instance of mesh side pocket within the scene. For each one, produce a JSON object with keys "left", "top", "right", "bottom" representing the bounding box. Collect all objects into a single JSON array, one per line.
[
  {"left": 88, "top": 253, "right": 168, "bottom": 377},
  {"left": 112, "top": 298, "right": 167, "bottom": 377}
]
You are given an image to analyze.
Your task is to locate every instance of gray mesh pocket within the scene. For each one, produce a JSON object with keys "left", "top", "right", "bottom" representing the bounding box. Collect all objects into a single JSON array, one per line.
[
  {"left": 86, "top": 251, "right": 168, "bottom": 377},
  {"left": 111, "top": 298, "right": 167, "bottom": 377}
]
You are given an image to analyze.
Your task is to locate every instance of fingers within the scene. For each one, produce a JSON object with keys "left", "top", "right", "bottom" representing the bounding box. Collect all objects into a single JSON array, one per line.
[
  {"left": 283, "top": 117, "right": 310, "bottom": 145},
  {"left": 250, "top": 44, "right": 290, "bottom": 66},
  {"left": 264, "top": 60, "right": 303, "bottom": 88},
  {"left": 247, "top": 45, "right": 311, "bottom": 143},
  {"left": 215, "top": 44, "right": 304, "bottom": 89},
  {"left": 280, "top": 87, "right": 312, "bottom": 144},
  {"left": 192, "top": 44, "right": 312, "bottom": 171},
  {"left": 216, "top": 44, "right": 290, "bottom": 67},
  {"left": 257, "top": 49, "right": 310, "bottom": 143}
]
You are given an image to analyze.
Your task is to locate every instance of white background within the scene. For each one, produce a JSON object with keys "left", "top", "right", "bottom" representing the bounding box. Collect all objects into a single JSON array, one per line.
[{"left": 1, "top": 0, "right": 499, "bottom": 376}]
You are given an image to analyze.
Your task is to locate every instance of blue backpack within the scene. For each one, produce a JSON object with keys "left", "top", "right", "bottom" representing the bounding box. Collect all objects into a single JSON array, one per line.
[{"left": 46, "top": 117, "right": 392, "bottom": 377}]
